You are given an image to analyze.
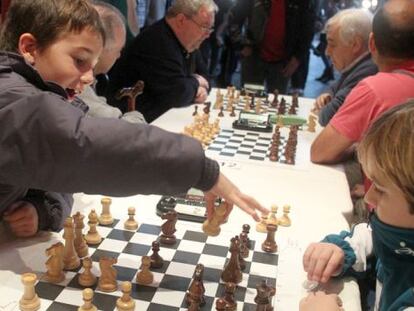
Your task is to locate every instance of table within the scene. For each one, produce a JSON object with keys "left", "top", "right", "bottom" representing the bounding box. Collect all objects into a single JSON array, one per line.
[{"left": 0, "top": 91, "right": 361, "bottom": 311}]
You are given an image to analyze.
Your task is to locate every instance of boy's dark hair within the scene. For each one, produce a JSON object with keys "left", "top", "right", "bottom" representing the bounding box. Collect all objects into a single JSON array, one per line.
[
  {"left": 0, "top": 0, "right": 106, "bottom": 52},
  {"left": 373, "top": 4, "right": 414, "bottom": 59}
]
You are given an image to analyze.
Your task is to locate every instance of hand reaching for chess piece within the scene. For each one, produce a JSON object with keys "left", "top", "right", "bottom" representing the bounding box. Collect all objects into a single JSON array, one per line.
[{"left": 204, "top": 173, "right": 269, "bottom": 222}]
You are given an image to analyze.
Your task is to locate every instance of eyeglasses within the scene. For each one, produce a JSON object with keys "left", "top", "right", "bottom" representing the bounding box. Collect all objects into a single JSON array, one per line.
[{"left": 186, "top": 16, "right": 214, "bottom": 34}]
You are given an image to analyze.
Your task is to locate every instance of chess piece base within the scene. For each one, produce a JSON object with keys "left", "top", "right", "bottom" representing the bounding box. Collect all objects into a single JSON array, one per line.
[
  {"left": 98, "top": 215, "right": 113, "bottom": 225},
  {"left": 78, "top": 274, "right": 97, "bottom": 287},
  {"left": 44, "top": 272, "right": 65, "bottom": 284},
  {"left": 202, "top": 220, "right": 220, "bottom": 236},
  {"left": 136, "top": 273, "right": 153, "bottom": 285},
  {"left": 261, "top": 241, "right": 277, "bottom": 253},
  {"left": 98, "top": 282, "right": 117, "bottom": 292},
  {"left": 19, "top": 295, "right": 40, "bottom": 311},
  {"left": 116, "top": 298, "right": 135, "bottom": 311},
  {"left": 278, "top": 217, "right": 291, "bottom": 227},
  {"left": 159, "top": 234, "right": 176, "bottom": 245},
  {"left": 124, "top": 220, "right": 138, "bottom": 231},
  {"left": 84, "top": 233, "right": 102, "bottom": 245},
  {"left": 78, "top": 305, "right": 97, "bottom": 311}
]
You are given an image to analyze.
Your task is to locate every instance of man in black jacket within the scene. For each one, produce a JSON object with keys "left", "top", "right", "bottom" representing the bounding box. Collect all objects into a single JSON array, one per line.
[
  {"left": 228, "top": 0, "right": 316, "bottom": 94},
  {"left": 107, "top": 0, "right": 217, "bottom": 123}
]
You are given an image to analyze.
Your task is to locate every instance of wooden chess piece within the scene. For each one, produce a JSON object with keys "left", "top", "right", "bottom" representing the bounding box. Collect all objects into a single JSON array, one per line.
[
  {"left": 279, "top": 205, "right": 292, "bottom": 227},
  {"left": 254, "top": 280, "right": 271, "bottom": 311},
  {"left": 84, "top": 209, "right": 102, "bottom": 245},
  {"left": 99, "top": 197, "right": 113, "bottom": 225},
  {"left": 221, "top": 282, "right": 237, "bottom": 311},
  {"left": 136, "top": 256, "right": 153, "bottom": 285},
  {"left": 307, "top": 114, "right": 317, "bottom": 132},
  {"left": 242, "top": 224, "right": 251, "bottom": 248},
  {"left": 203, "top": 102, "right": 211, "bottom": 114},
  {"left": 124, "top": 206, "right": 138, "bottom": 230},
  {"left": 19, "top": 273, "right": 40, "bottom": 311},
  {"left": 78, "top": 257, "right": 97, "bottom": 287},
  {"left": 218, "top": 106, "right": 224, "bottom": 117},
  {"left": 262, "top": 224, "right": 278, "bottom": 253},
  {"left": 256, "top": 214, "right": 268, "bottom": 233},
  {"left": 63, "top": 217, "right": 81, "bottom": 270},
  {"left": 267, "top": 205, "right": 278, "bottom": 226},
  {"left": 78, "top": 288, "right": 97, "bottom": 311},
  {"left": 73, "top": 212, "right": 89, "bottom": 258},
  {"left": 116, "top": 281, "right": 135, "bottom": 311},
  {"left": 186, "top": 263, "right": 206, "bottom": 306},
  {"left": 193, "top": 105, "right": 199, "bottom": 116},
  {"left": 239, "top": 232, "right": 249, "bottom": 259},
  {"left": 216, "top": 298, "right": 227, "bottom": 310},
  {"left": 221, "top": 237, "right": 242, "bottom": 284},
  {"left": 115, "top": 80, "right": 144, "bottom": 112},
  {"left": 98, "top": 257, "right": 118, "bottom": 292},
  {"left": 230, "top": 106, "right": 236, "bottom": 117},
  {"left": 150, "top": 241, "right": 164, "bottom": 269},
  {"left": 237, "top": 236, "right": 246, "bottom": 271},
  {"left": 44, "top": 242, "right": 65, "bottom": 283},
  {"left": 202, "top": 201, "right": 227, "bottom": 236},
  {"left": 159, "top": 210, "right": 177, "bottom": 245}
]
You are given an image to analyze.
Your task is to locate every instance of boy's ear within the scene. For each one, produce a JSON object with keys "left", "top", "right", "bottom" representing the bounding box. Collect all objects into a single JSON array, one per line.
[{"left": 18, "top": 33, "right": 39, "bottom": 65}]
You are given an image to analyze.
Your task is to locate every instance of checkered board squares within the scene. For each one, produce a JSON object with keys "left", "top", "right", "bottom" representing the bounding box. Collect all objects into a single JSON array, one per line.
[
  {"left": 35, "top": 219, "right": 278, "bottom": 311},
  {"left": 207, "top": 129, "right": 292, "bottom": 164}
]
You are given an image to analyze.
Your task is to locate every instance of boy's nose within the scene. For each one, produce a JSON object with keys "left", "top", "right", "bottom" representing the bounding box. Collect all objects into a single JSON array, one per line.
[{"left": 81, "top": 69, "right": 94, "bottom": 86}]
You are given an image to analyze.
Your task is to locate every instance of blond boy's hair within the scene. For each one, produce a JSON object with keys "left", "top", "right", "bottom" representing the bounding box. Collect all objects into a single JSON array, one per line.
[
  {"left": 358, "top": 99, "right": 414, "bottom": 213},
  {"left": 0, "top": 0, "right": 105, "bottom": 52}
]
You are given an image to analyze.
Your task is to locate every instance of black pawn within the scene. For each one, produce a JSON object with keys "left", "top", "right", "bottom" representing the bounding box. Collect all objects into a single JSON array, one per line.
[{"left": 150, "top": 241, "right": 164, "bottom": 269}]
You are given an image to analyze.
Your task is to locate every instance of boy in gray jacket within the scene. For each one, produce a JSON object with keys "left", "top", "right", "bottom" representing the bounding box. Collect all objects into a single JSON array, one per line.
[{"left": 0, "top": 0, "right": 267, "bottom": 237}]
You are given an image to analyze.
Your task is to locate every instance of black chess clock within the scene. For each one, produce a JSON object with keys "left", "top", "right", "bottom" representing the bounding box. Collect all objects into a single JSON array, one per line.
[{"left": 232, "top": 111, "right": 273, "bottom": 132}]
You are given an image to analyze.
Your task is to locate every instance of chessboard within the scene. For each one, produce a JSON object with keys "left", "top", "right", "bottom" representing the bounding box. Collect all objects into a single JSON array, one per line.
[
  {"left": 212, "top": 88, "right": 299, "bottom": 117},
  {"left": 206, "top": 128, "right": 297, "bottom": 165},
  {"left": 35, "top": 219, "right": 278, "bottom": 311}
]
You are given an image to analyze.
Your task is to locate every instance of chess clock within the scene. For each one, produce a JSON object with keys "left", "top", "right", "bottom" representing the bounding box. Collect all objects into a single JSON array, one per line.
[
  {"left": 156, "top": 188, "right": 221, "bottom": 222},
  {"left": 232, "top": 111, "right": 273, "bottom": 132}
]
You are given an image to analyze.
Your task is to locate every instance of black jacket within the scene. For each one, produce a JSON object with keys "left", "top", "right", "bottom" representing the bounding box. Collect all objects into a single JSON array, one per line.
[
  {"left": 0, "top": 52, "right": 218, "bottom": 231},
  {"left": 107, "top": 19, "right": 208, "bottom": 123},
  {"left": 228, "top": 0, "right": 316, "bottom": 61}
]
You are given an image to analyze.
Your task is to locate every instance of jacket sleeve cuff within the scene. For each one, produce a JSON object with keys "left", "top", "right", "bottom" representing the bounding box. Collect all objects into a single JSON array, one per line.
[
  {"left": 322, "top": 233, "right": 357, "bottom": 276},
  {"left": 23, "top": 196, "right": 50, "bottom": 232},
  {"left": 194, "top": 157, "right": 220, "bottom": 191}
]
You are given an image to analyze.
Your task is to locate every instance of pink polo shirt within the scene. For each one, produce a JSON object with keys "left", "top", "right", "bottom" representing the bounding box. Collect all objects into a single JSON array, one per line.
[{"left": 330, "top": 61, "right": 414, "bottom": 201}]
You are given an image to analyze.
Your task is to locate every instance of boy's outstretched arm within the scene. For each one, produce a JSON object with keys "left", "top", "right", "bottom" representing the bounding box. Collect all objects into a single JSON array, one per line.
[{"left": 204, "top": 172, "right": 269, "bottom": 222}]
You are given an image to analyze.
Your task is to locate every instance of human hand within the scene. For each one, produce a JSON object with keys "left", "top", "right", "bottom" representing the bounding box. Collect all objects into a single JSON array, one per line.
[
  {"left": 193, "top": 74, "right": 209, "bottom": 90},
  {"left": 303, "top": 242, "right": 344, "bottom": 283},
  {"left": 3, "top": 201, "right": 39, "bottom": 237},
  {"left": 282, "top": 56, "right": 300, "bottom": 77},
  {"left": 204, "top": 172, "right": 269, "bottom": 222},
  {"left": 240, "top": 46, "right": 253, "bottom": 58},
  {"left": 195, "top": 86, "right": 208, "bottom": 103},
  {"left": 300, "top": 291, "right": 344, "bottom": 311},
  {"left": 312, "top": 93, "right": 332, "bottom": 113}
]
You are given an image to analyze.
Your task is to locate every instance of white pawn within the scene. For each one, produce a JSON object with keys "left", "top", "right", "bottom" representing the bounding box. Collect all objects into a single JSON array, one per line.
[
  {"left": 124, "top": 207, "right": 138, "bottom": 230},
  {"left": 99, "top": 197, "right": 113, "bottom": 225},
  {"left": 116, "top": 281, "right": 135, "bottom": 311},
  {"left": 84, "top": 209, "right": 102, "bottom": 245},
  {"left": 136, "top": 256, "right": 153, "bottom": 285},
  {"left": 267, "top": 205, "right": 278, "bottom": 226},
  {"left": 78, "top": 288, "right": 97, "bottom": 311},
  {"left": 279, "top": 205, "right": 292, "bottom": 227},
  {"left": 256, "top": 213, "right": 268, "bottom": 233},
  {"left": 19, "top": 273, "right": 40, "bottom": 311}
]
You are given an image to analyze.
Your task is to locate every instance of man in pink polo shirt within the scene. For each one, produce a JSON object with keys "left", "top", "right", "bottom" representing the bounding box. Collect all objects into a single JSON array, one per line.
[{"left": 311, "top": 0, "right": 414, "bottom": 166}]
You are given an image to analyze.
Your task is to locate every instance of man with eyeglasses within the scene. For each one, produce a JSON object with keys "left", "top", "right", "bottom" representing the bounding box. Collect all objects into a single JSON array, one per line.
[{"left": 106, "top": 0, "right": 217, "bottom": 123}]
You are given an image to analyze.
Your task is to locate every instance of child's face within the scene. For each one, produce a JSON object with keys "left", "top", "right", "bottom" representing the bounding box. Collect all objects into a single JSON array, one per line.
[
  {"left": 363, "top": 157, "right": 414, "bottom": 229},
  {"left": 30, "top": 28, "right": 103, "bottom": 95}
]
